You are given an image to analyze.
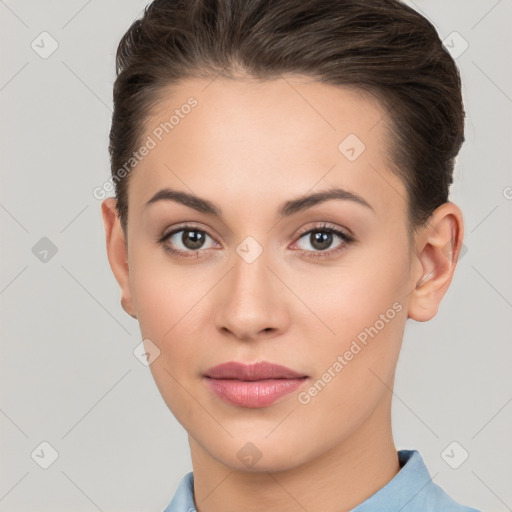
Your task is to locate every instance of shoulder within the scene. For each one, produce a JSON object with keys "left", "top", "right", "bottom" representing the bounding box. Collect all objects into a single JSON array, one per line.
[{"left": 419, "top": 480, "right": 481, "bottom": 512}]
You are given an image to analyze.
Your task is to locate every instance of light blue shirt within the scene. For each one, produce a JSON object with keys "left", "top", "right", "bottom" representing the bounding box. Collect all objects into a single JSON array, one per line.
[{"left": 163, "top": 449, "right": 481, "bottom": 512}]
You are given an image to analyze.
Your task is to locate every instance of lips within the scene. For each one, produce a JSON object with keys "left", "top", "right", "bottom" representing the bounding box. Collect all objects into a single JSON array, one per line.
[
  {"left": 203, "top": 361, "right": 308, "bottom": 380},
  {"left": 203, "top": 361, "right": 309, "bottom": 408}
]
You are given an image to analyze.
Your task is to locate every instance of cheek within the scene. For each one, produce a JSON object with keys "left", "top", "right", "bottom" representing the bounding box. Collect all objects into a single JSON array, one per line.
[
  {"left": 131, "top": 271, "right": 175, "bottom": 342},
  {"left": 294, "top": 242, "right": 409, "bottom": 383},
  {"left": 128, "top": 249, "right": 209, "bottom": 370},
  {"left": 130, "top": 258, "right": 204, "bottom": 420},
  {"left": 129, "top": 243, "right": 193, "bottom": 338},
  {"left": 293, "top": 263, "right": 407, "bottom": 430},
  {"left": 301, "top": 252, "right": 408, "bottom": 336}
]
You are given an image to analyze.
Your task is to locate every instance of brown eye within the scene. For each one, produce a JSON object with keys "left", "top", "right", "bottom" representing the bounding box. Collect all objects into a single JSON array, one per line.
[
  {"left": 294, "top": 224, "right": 355, "bottom": 259},
  {"left": 307, "top": 231, "right": 335, "bottom": 251},
  {"left": 178, "top": 229, "right": 207, "bottom": 250},
  {"left": 158, "top": 225, "right": 217, "bottom": 257}
]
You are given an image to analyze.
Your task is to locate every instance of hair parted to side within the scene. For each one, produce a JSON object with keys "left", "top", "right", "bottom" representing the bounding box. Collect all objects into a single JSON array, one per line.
[{"left": 109, "top": 0, "right": 465, "bottom": 238}]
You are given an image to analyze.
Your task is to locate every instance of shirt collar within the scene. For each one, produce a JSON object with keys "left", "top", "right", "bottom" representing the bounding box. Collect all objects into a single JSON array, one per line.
[{"left": 350, "top": 449, "right": 433, "bottom": 511}]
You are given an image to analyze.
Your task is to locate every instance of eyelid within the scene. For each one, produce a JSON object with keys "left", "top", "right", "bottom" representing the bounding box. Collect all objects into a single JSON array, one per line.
[
  {"left": 158, "top": 221, "right": 215, "bottom": 240},
  {"left": 294, "top": 222, "right": 354, "bottom": 240},
  {"left": 159, "top": 221, "right": 352, "bottom": 241},
  {"left": 157, "top": 221, "right": 356, "bottom": 258}
]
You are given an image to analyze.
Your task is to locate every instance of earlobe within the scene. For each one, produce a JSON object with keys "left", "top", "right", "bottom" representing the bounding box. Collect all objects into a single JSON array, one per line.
[
  {"left": 407, "top": 202, "right": 464, "bottom": 322},
  {"left": 101, "top": 198, "right": 137, "bottom": 319}
]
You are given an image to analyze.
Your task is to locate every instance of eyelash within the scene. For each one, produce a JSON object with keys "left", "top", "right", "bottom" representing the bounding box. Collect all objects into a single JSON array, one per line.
[{"left": 156, "top": 222, "right": 356, "bottom": 260}]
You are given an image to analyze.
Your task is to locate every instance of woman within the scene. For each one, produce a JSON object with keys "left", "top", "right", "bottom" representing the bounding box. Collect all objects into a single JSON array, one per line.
[{"left": 101, "top": 0, "right": 481, "bottom": 510}]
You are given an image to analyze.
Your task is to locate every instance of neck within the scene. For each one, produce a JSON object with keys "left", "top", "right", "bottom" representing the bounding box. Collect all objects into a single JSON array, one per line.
[{"left": 188, "top": 394, "right": 400, "bottom": 512}]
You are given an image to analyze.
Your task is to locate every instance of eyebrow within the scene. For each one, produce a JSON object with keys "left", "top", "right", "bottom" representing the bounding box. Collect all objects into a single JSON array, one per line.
[{"left": 144, "top": 186, "right": 374, "bottom": 218}]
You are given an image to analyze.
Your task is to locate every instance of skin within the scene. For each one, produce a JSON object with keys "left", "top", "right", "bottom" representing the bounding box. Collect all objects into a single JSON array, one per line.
[{"left": 101, "top": 75, "right": 464, "bottom": 512}]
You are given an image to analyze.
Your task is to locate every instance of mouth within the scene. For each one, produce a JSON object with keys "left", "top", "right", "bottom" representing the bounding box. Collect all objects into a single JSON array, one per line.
[{"left": 203, "top": 361, "right": 309, "bottom": 408}]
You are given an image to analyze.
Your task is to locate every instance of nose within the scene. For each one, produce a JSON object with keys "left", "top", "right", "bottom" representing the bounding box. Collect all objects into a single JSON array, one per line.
[{"left": 213, "top": 248, "right": 290, "bottom": 342}]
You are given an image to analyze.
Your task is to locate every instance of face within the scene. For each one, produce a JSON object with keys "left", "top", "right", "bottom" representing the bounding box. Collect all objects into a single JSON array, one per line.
[{"left": 107, "top": 76, "right": 424, "bottom": 472}]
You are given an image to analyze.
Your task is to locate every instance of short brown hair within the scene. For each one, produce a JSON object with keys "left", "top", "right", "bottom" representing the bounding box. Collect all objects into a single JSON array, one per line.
[{"left": 109, "top": 0, "right": 465, "bottom": 237}]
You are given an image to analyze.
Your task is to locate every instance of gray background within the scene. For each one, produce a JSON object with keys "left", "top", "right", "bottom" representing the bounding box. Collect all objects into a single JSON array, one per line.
[{"left": 1, "top": 1, "right": 511, "bottom": 511}]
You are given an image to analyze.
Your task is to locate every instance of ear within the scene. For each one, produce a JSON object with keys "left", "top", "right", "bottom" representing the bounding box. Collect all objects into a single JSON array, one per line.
[
  {"left": 408, "top": 202, "right": 464, "bottom": 322},
  {"left": 101, "top": 198, "right": 137, "bottom": 319}
]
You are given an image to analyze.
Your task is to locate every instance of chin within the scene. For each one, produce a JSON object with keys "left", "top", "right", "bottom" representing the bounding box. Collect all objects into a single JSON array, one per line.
[
  {"left": 228, "top": 454, "right": 301, "bottom": 474},
  {"left": 209, "top": 438, "right": 310, "bottom": 474}
]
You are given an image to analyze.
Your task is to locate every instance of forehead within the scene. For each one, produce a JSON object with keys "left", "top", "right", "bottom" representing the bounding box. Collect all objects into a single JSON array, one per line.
[{"left": 128, "top": 75, "right": 405, "bottom": 221}]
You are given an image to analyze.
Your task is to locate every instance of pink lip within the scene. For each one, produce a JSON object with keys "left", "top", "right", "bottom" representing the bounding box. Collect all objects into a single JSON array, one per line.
[
  {"left": 204, "top": 361, "right": 307, "bottom": 380},
  {"left": 203, "top": 361, "right": 309, "bottom": 408}
]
